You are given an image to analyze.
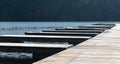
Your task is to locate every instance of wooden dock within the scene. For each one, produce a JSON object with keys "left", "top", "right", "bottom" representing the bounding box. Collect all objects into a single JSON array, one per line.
[
  {"left": 93, "top": 23, "right": 116, "bottom": 26},
  {"left": 0, "top": 42, "right": 72, "bottom": 53},
  {"left": 55, "top": 28, "right": 108, "bottom": 30},
  {"left": 0, "top": 35, "right": 90, "bottom": 45},
  {"left": 25, "top": 32, "right": 98, "bottom": 37},
  {"left": 33, "top": 24, "right": 120, "bottom": 64},
  {"left": 78, "top": 25, "right": 114, "bottom": 29},
  {"left": 42, "top": 30, "right": 104, "bottom": 33},
  {"left": 63, "top": 24, "right": 115, "bottom": 30},
  {"left": 0, "top": 42, "right": 73, "bottom": 60}
]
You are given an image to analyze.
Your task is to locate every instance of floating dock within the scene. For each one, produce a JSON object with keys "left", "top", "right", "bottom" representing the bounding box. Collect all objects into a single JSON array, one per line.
[
  {"left": 93, "top": 23, "right": 116, "bottom": 26},
  {"left": 33, "top": 24, "right": 120, "bottom": 64},
  {"left": 78, "top": 25, "right": 114, "bottom": 29},
  {"left": 0, "top": 42, "right": 72, "bottom": 60},
  {"left": 55, "top": 28, "right": 108, "bottom": 30},
  {"left": 0, "top": 35, "right": 90, "bottom": 45},
  {"left": 0, "top": 23, "right": 116, "bottom": 63},
  {"left": 42, "top": 30, "right": 104, "bottom": 33},
  {"left": 56, "top": 24, "right": 114, "bottom": 30},
  {"left": 25, "top": 32, "right": 98, "bottom": 37},
  {"left": 0, "top": 42, "right": 72, "bottom": 53}
]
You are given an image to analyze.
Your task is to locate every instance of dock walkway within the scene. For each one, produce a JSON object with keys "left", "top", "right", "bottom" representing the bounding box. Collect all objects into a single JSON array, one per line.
[{"left": 33, "top": 24, "right": 120, "bottom": 64}]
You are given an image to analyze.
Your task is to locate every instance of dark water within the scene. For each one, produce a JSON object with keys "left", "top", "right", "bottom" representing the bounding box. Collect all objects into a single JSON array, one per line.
[{"left": 0, "top": 21, "right": 117, "bottom": 64}]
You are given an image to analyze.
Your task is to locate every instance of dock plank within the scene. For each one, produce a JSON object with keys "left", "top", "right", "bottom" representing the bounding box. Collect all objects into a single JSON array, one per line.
[
  {"left": 42, "top": 30, "right": 103, "bottom": 33},
  {"left": 0, "top": 35, "right": 90, "bottom": 45},
  {"left": 0, "top": 43, "right": 72, "bottom": 48},
  {"left": 25, "top": 32, "right": 98, "bottom": 37},
  {"left": 55, "top": 28, "right": 107, "bottom": 30},
  {"left": 0, "top": 42, "right": 73, "bottom": 54}
]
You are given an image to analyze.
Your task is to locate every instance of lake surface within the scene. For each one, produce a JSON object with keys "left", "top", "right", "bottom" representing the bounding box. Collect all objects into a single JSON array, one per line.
[
  {"left": 0, "top": 22, "right": 96, "bottom": 34},
  {"left": 0, "top": 21, "right": 118, "bottom": 64},
  {"left": 0, "top": 21, "right": 113, "bottom": 34}
]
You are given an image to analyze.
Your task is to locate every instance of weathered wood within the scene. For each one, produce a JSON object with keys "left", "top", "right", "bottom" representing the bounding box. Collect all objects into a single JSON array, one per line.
[
  {"left": 85, "top": 24, "right": 115, "bottom": 27},
  {"left": 42, "top": 30, "right": 103, "bottom": 33},
  {"left": 0, "top": 43, "right": 72, "bottom": 59},
  {"left": 64, "top": 24, "right": 115, "bottom": 30},
  {"left": 55, "top": 28, "right": 107, "bottom": 31},
  {"left": 93, "top": 23, "right": 115, "bottom": 26},
  {"left": 33, "top": 24, "right": 120, "bottom": 64},
  {"left": 25, "top": 32, "right": 98, "bottom": 37},
  {"left": 0, "top": 43, "right": 72, "bottom": 53},
  {"left": 0, "top": 35, "right": 90, "bottom": 45},
  {"left": 78, "top": 25, "right": 114, "bottom": 29}
]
